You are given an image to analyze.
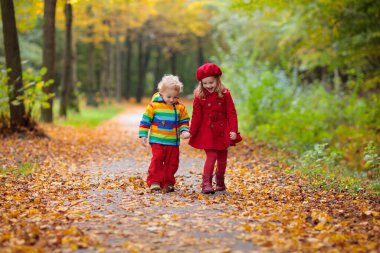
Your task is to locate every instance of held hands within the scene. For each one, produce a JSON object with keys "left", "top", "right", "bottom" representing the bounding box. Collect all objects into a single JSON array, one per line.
[
  {"left": 229, "top": 132, "right": 237, "bottom": 140},
  {"left": 180, "top": 131, "right": 191, "bottom": 139},
  {"left": 140, "top": 137, "right": 148, "bottom": 147},
  {"left": 141, "top": 131, "right": 190, "bottom": 146}
]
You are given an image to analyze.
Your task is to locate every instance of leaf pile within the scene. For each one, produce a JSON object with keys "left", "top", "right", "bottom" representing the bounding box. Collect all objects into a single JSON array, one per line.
[
  {"left": 0, "top": 123, "right": 134, "bottom": 252},
  {"left": 1, "top": 112, "right": 379, "bottom": 252},
  {"left": 222, "top": 142, "right": 380, "bottom": 252}
]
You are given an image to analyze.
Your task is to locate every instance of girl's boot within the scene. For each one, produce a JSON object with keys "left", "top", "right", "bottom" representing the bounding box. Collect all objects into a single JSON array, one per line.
[
  {"left": 201, "top": 175, "right": 215, "bottom": 194},
  {"left": 215, "top": 175, "right": 226, "bottom": 191},
  {"left": 215, "top": 150, "right": 227, "bottom": 191}
]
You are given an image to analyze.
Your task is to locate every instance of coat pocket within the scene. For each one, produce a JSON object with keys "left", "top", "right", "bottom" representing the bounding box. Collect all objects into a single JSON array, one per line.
[{"left": 210, "top": 120, "right": 226, "bottom": 137}]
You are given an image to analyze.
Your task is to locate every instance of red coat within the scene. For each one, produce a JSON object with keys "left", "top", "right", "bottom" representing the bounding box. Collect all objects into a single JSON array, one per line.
[{"left": 189, "top": 89, "right": 239, "bottom": 150}]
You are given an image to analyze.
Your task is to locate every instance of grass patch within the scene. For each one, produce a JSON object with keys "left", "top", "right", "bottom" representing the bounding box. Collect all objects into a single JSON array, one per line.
[
  {"left": 274, "top": 143, "right": 380, "bottom": 196},
  {"left": 54, "top": 102, "right": 124, "bottom": 128},
  {"left": 0, "top": 162, "right": 36, "bottom": 177},
  {"left": 297, "top": 163, "right": 365, "bottom": 193}
]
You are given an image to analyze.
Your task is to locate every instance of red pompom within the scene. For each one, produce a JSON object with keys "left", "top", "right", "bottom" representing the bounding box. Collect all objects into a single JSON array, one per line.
[{"left": 196, "top": 63, "right": 222, "bottom": 81}]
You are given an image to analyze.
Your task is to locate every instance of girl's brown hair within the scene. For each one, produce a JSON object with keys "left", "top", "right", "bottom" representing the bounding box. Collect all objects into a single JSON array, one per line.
[{"left": 193, "top": 76, "right": 226, "bottom": 99}]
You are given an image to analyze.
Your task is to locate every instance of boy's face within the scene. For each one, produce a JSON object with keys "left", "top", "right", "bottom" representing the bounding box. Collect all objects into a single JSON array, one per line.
[
  {"left": 201, "top": 76, "right": 217, "bottom": 93},
  {"left": 160, "top": 88, "right": 179, "bottom": 105}
]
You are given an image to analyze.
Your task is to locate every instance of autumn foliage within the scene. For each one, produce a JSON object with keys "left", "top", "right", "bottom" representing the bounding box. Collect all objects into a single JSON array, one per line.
[
  {"left": 1, "top": 106, "right": 379, "bottom": 252},
  {"left": 1, "top": 0, "right": 379, "bottom": 251}
]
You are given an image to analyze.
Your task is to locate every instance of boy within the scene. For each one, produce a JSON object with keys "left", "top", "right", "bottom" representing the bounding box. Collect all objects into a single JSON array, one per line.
[{"left": 139, "top": 75, "right": 190, "bottom": 193}]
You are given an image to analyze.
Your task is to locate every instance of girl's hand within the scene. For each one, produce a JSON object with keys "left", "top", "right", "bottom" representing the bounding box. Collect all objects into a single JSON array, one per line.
[
  {"left": 140, "top": 137, "right": 148, "bottom": 146},
  {"left": 229, "top": 132, "right": 237, "bottom": 140},
  {"left": 180, "top": 131, "right": 190, "bottom": 139}
]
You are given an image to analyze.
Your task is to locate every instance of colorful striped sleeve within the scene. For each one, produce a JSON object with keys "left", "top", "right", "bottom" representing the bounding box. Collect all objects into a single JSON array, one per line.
[
  {"left": 138, "top": 103, "right": 154, "bottom": 137},
  {"left": 178, "top": 105, "right": 190, "bottom": 133}
]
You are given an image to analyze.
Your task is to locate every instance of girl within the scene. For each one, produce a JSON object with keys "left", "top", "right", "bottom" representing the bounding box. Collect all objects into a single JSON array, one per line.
[{"left": 189, "top": 63, "right": 242, "bottom": 194}]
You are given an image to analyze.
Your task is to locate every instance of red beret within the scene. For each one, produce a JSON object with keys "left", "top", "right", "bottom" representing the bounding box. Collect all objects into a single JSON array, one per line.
[{"left": 196, "top": 63, "right": 222, "bottom": 81}]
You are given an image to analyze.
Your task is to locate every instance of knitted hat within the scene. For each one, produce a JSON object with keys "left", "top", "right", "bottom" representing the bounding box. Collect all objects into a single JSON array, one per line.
[{"left": 196, "top": 63, "right": 222, "bottom": 81}]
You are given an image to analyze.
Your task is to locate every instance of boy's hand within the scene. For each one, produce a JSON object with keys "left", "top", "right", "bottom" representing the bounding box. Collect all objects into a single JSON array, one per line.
[
  {"left": 140, "top": 137, "right": 148, "bottom": 146},
  {"left": 180, "top": 131, "right": 190, "bottom": 139},
  {"left": 229, "top": 132, "right": 237, "bottom": 140}
]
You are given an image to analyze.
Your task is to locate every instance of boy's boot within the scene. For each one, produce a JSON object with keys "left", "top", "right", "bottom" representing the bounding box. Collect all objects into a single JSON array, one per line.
[
  {"left": 201, "top": 175, "right": 215, "bottom": 194},
  {"left": 215, "top": 175, "right": 226, "bottom": 191}
]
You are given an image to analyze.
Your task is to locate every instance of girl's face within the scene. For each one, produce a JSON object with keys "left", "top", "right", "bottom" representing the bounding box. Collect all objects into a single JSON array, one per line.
[
  {"left": 160, "top": 88, "right": 179, "bottom": 105},
  {"left": 201, "top": 76, "right": 217, "bottom": 93}
]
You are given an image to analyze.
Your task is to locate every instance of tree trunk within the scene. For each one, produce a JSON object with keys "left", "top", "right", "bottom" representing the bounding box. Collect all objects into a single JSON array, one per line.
[
  {"left": 100, "top": 46, "right": 107, "bottom": 102},
  {"left": 197, "top": 36, "right": 204, "bottom": 66},
  {"left": 69, "top": 36, "right": 79, "bottom": 112},
  {"left": 153, "top": 46, "right": 162, "bottom": 93},
  {"left": 41, "top": 0, "right": 57, "bottom": 123},
  {"left": 59, "top": 2, "right": 72, "bottom": 117},
  {"left": 85, "top": 4, "right": 97, "bottom": 107},
  {"left": 115, "top": 34, "right": 122, "bottom": 102},
  {"left": 100, "top": 41, "right": 111, "bottom": 102},
  {"left": 333, "top": 69, "right": 342, "bottom": 93},
  {"left": 170, "top": 51, "right": 177, "bottom": 75},
  {"left": 136, "top": 33, "right": 151, "bottom": 103},
  {"left": 144, "top": 45, "right": 151, "bottom": 77},
  {"left": 125, "top": 29, "right": 132, "bottom": 99},
  {"left": 86, "top": 42, "right": 98, "bottom": 106},
  {"left": 109, "top": 41, "right": 115, "bottom": 101},
  {"left": 0, "top": 0, "right": 27, "bottom": 129},
  {"left": 136, "top": 33, "right": 144, "bottom": 103}
]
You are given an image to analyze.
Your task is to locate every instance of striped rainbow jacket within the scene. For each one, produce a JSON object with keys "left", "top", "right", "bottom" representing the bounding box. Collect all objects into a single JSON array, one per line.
[{"left": 139, "top": 92, "right": 190, "bottom": 146}]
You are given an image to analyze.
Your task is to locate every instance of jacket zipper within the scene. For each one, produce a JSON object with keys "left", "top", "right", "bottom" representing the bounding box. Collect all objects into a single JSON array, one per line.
[{"left": 173, "top": 104, "right": 178, "bottom": 146}]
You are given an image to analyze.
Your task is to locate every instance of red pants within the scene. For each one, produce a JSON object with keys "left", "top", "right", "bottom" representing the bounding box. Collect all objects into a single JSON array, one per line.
[
  {"left": 203, "top": 149, "right": 228, "bottom": 177},
  {"left": 147, "top": 144, "right": 179, "bottom": 188}
]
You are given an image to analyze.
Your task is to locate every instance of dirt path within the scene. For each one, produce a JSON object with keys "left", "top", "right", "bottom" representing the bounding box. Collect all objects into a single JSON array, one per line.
[
  {"left": 72, "top": 104, "right": 259, "bottom": 252},
  {"left": 2, "top": 103, "right": 378, "bottom": 252}
]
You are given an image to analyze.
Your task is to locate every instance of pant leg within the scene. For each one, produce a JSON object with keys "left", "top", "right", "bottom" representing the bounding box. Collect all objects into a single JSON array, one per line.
[
  {"left": 204, "top": 149, "right": 218, "bottom": 177},
  {"left": 162, "top": 145, "right": 179, "bottom": 187},
  {"left": 147, "top": 144, "right": 166, "bottom": 187},
  {"left": 216, "top": 149, "right": 228, "bottom": 177}
]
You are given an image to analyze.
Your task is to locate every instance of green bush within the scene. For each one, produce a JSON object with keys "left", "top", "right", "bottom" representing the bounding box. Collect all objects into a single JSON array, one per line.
[
  {"left": 0, "top": 66, "right": 54, "bottom": 127},
  {"left": 220, "top": 62, "right": 379, "bottom": 193},
  {"left": 0, "top": 68, "right": 10, "bottom": 124},
  {"left": 212, "top": 5, "right": 379, "bottom": 194}
]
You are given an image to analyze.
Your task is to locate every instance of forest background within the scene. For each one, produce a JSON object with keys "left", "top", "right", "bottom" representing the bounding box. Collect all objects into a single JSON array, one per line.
[{"left": 0, "top": 0, "right": 379, "bottom": 194}]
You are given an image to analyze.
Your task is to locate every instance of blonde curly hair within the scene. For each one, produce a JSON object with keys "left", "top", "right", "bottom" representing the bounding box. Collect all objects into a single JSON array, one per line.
[{"left": 157, "top": 75, "right": 183, "bottom": 92}]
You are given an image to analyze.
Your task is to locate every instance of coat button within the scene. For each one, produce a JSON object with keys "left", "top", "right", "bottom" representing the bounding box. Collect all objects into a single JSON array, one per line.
[
  {"left": 218, "top": 102, "right": 221, "bottom": 105},
  {"left": 220, "top": 123, "right": 223, "bottom": 127},
  {"left": 208, "top": 103, "right": 211, "bottom": 106},
  {"left": 210, "top": 124, "right": 214, "bottom": 128}
]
